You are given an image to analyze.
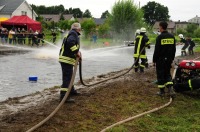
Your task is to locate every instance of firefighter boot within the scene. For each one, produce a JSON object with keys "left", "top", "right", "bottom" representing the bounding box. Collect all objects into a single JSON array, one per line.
[
  {"left": 140, "top": 67, "right": 144, "bottom": 73},
  {"left": 168, "top": 86, "right": 176, "bottom": 98},
  {"left": 134, "top": 68, "right": 138, "bottom": 73},
  {"left": 60, "top": 92, "right": 75, "bottom": 103},
  {"left": 156, "top": 88, "right": 165, "bottom": 97}
]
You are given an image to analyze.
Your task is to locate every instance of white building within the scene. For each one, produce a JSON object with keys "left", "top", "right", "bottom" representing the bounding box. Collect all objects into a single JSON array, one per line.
[
  {"left": 188, "top": 15, "right": 200, "bottom": 24},
  {"left": 0, "top": 0, "right": 38, "bottom": 20}
]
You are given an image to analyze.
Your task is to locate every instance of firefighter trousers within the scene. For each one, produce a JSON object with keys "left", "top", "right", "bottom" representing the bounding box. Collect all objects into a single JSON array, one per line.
[
  {"left": 156, "top": 58, "right": 173, "bottom": 89},
  {"left": 60, "top": 62, "right": 76, "bottom": 98},
  {"left": 134, "top": 57, "right": 146, "bottom": 72},
  {"left": 174, "top": 78, "right": 200, "bottom": 92}
]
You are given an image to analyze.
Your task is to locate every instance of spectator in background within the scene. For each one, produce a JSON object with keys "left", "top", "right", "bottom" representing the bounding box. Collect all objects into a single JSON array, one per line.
[
  {"left": 92, "top": 33, "right": 97, "bottom": 44},
  {"left": 13, "top": 28, "right": 17, "bottom": 44},
  {"left": 0, "top": 26, "right": 2, "bottom": 43},
  {"left": 52, "top": 31, "right": 57, "bottom": 44},
  {"left": 32, "top": 30, "right": 39, "bottom": 47},
  {"left": 8, "top": 29, "right": 15, "bottom": 44},
  {"left": 1, "top": 28, "right": 6, "bottom": 44},
  {"left": 21, "top": 28, "right": 26, "bottom": 44},
  {"left": 28, "top": 29, "right": 33, "bottom": 45},
  {"left": 38, "top": 31, "right": 45, "bottom": 46},
  {"left": 4, "top": 28, "right": 8, "bottom": 44},
  {"left": 17, "top": 28, "right": 21, "bottom": 44}
]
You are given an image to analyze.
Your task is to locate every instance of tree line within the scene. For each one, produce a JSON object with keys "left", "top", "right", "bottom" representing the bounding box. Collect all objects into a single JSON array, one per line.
[
  {"left": 33, "top": 1, "right": 200, "bottom": 40},
  {"left": 31, "top": 4, "right": 109, "bottom": 18}
]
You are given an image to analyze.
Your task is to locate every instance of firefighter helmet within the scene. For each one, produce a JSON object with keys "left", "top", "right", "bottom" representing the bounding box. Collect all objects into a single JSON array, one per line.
[
  {"left": 136, "top": 29, "right": 140, "bottom": 34},
  {"left": 178, "top": 34, "right": 184, "bottom": 38},
  {"left": 140, "top": 27, "right": 146, "bottom": 33}
]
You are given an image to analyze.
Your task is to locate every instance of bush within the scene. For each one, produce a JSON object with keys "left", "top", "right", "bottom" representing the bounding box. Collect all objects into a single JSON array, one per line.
[
  {"left": 194, "top": 28, "right": 200, "bottom": 38},
  {"left": 192, "top": 38, "right": 200, "bottom": 45}
]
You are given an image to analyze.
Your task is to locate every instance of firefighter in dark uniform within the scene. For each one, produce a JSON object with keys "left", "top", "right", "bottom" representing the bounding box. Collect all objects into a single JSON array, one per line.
[
  {"left": 134, "top": 27, "right": 150, "bottom": 73},
  {"left": 153, "top": 21, "right": 176, "bottom": 96},
  {"left": 187, "top": 37, "right": 195, "bottom": 55},
  {"left": 179, "top": 34, "right": 189, "bottom": 56},
  {"left": 59, "top": 22, "right": 82, "bottom": 102},
  {"left": 174, "top": 78, "right": 200, "bottom": 92}
]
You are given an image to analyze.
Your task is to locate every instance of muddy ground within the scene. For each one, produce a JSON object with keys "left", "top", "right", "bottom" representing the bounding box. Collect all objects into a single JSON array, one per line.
[{"left": 0, "top": 52, "right": 199, "bottom": 132}]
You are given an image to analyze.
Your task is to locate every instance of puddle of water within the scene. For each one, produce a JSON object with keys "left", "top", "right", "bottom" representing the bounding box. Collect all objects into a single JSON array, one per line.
[{"left": 0, "top": 44, "right": 182, "bottom": 101}]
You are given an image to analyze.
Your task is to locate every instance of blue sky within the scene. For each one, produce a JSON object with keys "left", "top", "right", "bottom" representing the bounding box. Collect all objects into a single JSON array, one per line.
[{"left": 26, "top": 0, "right": 199, "bottom": 21}]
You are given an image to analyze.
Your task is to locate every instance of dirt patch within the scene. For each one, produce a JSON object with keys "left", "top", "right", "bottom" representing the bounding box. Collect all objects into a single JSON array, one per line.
[{"left": 0, "top": 52, "right": 200, "bottom": 132}]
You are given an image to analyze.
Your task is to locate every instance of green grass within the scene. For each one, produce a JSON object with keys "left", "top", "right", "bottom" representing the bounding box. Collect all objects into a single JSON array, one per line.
[
  {"left": 194, "top": 46, "right": 200, "bottom": 52},
  {"left": 81, "top": 38, "right": 123, "bottom": 49},
  {"left": 113, "top": 93, "right": 200, "bottom": 132}
]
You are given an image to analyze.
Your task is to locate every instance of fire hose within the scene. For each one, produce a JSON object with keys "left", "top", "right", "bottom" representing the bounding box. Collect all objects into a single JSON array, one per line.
[
  {"left": 26, "top": 45, "right": 175, "bottom": 131},
  {"left": 79, "top": 46, "right": 146, "bottom": 87},
  {"left": 26, "top": 58, "right": 79, "bottom": 132},
  {"left": 101, "top": 67, "right": 177, "bottom": 132}
]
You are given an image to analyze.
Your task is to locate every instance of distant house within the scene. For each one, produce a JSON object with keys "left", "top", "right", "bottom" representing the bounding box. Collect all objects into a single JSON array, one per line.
[
  {"left": 76, "top": 18, "right": 90, "bottom": 23},
  {"left": 94, "top": 18, "right": 106, "bottom": 26},
  {"left": 153, "top": 21, "right": 175, "bottom": 34},
  {"left": 175, "top": 21, "right": 192, "bottom": 31},
  {"left": 0, "top": 0, "right": 38, "bottom": 20},
  {"left": 188, "top": 15, "right": 200, "bottom": 24},
  {"left": 41, "top": 14, "right": 74, "bottom": 22},
  {"left": 63, "top": 14, "right": 75, "bottom": 21}
]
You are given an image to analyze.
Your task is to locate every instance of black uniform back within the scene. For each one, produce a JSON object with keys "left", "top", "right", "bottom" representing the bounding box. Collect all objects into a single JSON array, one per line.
[
  {"left": 134, "top": 33, "right": 150, "bottom": 58},
  {"left": 59, "top": 29, "right": 80, "bottom": 65},
  {"left": 153, "top": 31, "right": 176, "bottom": 63}
]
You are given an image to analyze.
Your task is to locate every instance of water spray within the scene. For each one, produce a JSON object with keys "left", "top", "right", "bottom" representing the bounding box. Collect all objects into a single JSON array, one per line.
[{"left": 41, "top": 39, "right": 60, "bottom": 49}]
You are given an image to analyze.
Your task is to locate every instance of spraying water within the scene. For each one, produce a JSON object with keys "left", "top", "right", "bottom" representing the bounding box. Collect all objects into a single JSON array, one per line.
[{"left": 42, "top": 39, "right": 60, "bottom": 49}]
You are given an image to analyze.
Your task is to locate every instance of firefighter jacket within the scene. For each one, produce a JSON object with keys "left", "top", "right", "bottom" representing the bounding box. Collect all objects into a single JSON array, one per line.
[
  {"left": 180, "top": 38, "right": 189, "bottom": 50},
  {"left": 59, "top": 29, "right": 80, "bottom": 65},
  {"left": 153, "top": 31, "right": 176, "bottom": 63},
  {"left": 134, "top": 33, "right": 150, "bottom": 59}
]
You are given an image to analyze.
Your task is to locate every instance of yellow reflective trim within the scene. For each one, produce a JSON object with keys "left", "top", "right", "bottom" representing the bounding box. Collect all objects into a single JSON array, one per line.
[
  {"left": 59, "top": 56, "right": 76, "bottom": 63},
  {"left": 134, "top": 54, "right": 139, "bottom": 57},
  {"left": 60, "top": 44, "right": 65, "bottom": 56},
  {"left": 161, "top": 39, "right": 174, "bottom": 45},
  {"left": 146, "top": 41, "right": 150, "bottom": 45},
  {"left": 136, "top": 36, "right": 143, "bottom": 55},
  {"left": 158, "top": 85, "right": 165, "bottom": 88},
  {"left": 188, "top": 80, "right": 193, "bottom": 90},
  {"left": 60, "top": 88, "right": 68, "bottom": 92},
  {"left": 140, "top": 55, "right": 146, "bottom": 59},
  {"left": 140, "top": 64, "right": 145, "bottom": 68},
  {"left": 165, "top": 82, "right": 173, "bottom": 86},
  {"left": 70, "top": 45, "right": 78, "bottom": 51},
  {"left": 59, "top": 58, "right": 75, "bottom": 65}
]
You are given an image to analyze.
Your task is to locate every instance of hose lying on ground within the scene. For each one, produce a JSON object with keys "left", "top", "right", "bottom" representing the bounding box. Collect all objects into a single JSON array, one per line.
[
  {"left": 79, "top": 46, "right": 146, "bottom": 87},
  {"left": 101, "top": 65, "right": 178, "bottom": 131},
  {"left": 101, "top": 97, "right": 173, "bottom": 132},
  {"left": 26, "top": 58, "right": 79, "bottom": 132}
]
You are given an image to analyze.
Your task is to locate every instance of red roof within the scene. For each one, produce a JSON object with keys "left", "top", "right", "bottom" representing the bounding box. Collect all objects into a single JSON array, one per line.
[{"left": 1, "top": 15, "right": 41, "bottom": 31}]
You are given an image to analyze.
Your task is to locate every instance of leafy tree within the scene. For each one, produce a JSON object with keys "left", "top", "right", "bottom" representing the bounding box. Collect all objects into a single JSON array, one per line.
[
  {"left": 83, "top": 9, "right": 92, "bottom": 18},
  {"left": 60, "top": 14, "right": 65, "bottom": 20},
  {"left": 98, "top": 21, "right": 110, "bottom": 38},
  {"left": 109, "top": 0, "right": 144, "bottom": 40},
  {"left": 72, "top": 8, "right": 83, "bottom": 18},
  {"left": 176, "top": 28, "right": 186, "bottom": 36},
  {"left": 194, "top": 28, "right": 200, "bottom": 38},
  {"left": 142, "top": 1, "right": 170, "bottom": 26},
  {"left": 81, "top": 19, "right": 96, "bottom": 38},
  {"left": 101, "top": 10, "right": 110, "bottom": 18},
  {"left": 58, "top": 20, "right": 69, "bottom": 30},
  {"left": 186, "top": 23, "right": 199, "bottom": 35}
]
